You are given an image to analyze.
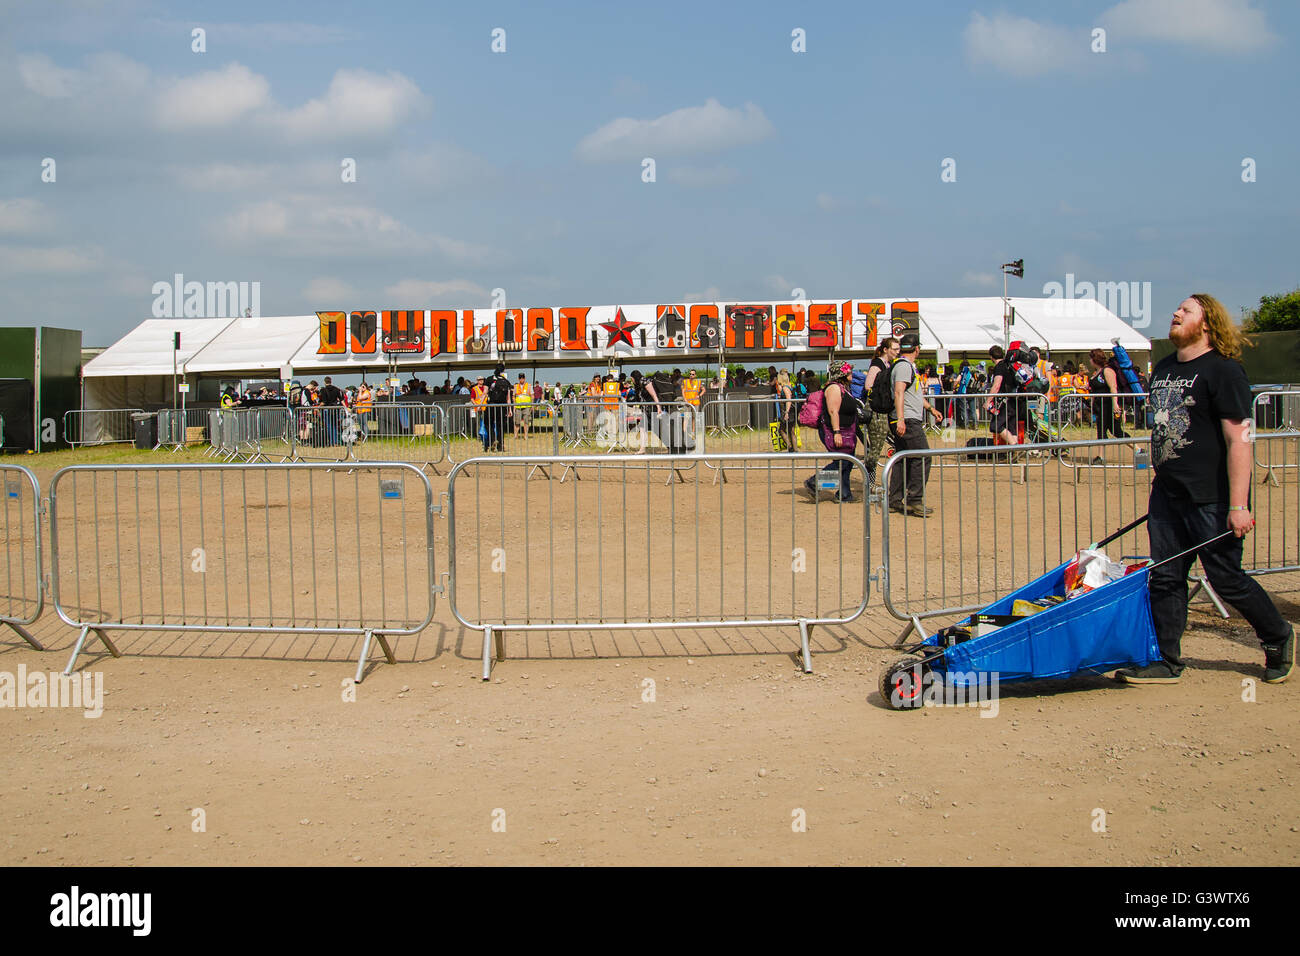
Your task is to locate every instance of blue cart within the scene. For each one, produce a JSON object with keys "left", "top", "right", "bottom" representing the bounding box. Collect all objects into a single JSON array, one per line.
[{"left": 879, "top": 520, "right": 1230, "bottom": 710}]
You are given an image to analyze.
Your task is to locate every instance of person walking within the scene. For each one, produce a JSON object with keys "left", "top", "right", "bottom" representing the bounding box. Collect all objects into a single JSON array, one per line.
[
  {"left": 1088, "top": 347, "right": 1127, "bottom": 443},
  {"left": 774, "top": 369, "right": 797, "bottom": 451},
  {"left": 888, "top": 333, "right": 944, "bottom": 517},
  {"left": 863, "top": 337, "right": 900, "bottom": 492},
  {"left": 804, "top": 360, "right": 861, "bottom": 503},
  {"left": 1116, "top": 294, "right": 1292, "bottom": 685}
]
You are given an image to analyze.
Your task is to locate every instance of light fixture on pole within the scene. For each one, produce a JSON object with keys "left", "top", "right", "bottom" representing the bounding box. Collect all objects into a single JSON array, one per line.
[{"left": 1001, "top": 259, "right": 1024, "bottom": 347}]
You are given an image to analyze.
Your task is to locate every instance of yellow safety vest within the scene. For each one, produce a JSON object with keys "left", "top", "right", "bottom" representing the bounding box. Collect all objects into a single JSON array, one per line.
[{"left": 514, "top": 382, "right": 533, "bottom": 404}]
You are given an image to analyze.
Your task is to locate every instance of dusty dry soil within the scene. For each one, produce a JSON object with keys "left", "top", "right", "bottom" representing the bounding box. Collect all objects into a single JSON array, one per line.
[{"left": 1, "top": 448, "right": 1296, "bottom": 866}]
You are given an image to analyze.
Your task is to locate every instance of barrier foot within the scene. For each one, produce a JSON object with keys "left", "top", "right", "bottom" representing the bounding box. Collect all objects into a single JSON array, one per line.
[
  {"left": 894, "top": 615, "right": 925, "bottom": 648},
  {"left": 526, "top": 464, "right": 550, "bottom": 482},
  {"left": 481, "top": 626, "right": 494, "bottom": 681},
  {"left": 797, "top": 620, "right": 813, "bottom": 674},
  {"left": 64, "top": 626, "right": 118, "bottom": 675},
  {"left": 558, "top": 464, "right": 580, "bottom": 484},
  {"left": 1189, "top": 575, "right": 1231, "bottom": 619},
  {"left": 355, "top": 629, "right": 375, "bottom": 684},
  {"left": 712, "top": 465, "right": 728, "bottom": 486},
  {"left": 376, "top": 634, "right": 397, "bottom": 665},
  {"left": 4, "top": 621, "right": 44, "bottom": 651}
]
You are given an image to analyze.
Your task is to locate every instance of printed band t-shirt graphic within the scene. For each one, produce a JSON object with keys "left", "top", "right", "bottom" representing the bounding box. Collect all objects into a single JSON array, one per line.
[{"left": 1148, "top": 351, "right": 1252, "bottom": 503}]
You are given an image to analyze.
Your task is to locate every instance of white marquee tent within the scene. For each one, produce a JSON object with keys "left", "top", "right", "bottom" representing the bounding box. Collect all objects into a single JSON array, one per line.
[{"left": 81, "top": 298, "right": 1150, "bottom": 409}]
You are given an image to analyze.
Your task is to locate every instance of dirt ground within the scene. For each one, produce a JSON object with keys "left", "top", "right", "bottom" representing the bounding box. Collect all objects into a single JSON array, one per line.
[{"left": 1, "top": 444, "right": 1297, "bottom": 866}]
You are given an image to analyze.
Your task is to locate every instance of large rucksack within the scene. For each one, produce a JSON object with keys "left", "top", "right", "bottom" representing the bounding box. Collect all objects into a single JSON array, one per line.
[
  {"left": 1109, "top": 340, "right": 1143, "bottom": 394},
  {"left": 647, "top": 373, "right": 677, "bottom": 403},
  {"left": 487, "top": 375, "right": 510, "bottom": 404}
]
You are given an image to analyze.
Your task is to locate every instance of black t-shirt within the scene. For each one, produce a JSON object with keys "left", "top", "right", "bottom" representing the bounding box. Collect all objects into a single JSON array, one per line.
[
  {"left": 319, "top": 384, "right": 342, "bottom": 406},
  {"left": 1149, "top": 350, "right": 1252, "bottom": 503}
]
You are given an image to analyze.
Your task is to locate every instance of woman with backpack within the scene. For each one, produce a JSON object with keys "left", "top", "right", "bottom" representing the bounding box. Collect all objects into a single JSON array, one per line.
[
  {"left": 863, "top": 337, "right": 900, "bottom": 492},
  {"left": 1088, "top": 347, "right": 1127, "bottom": 443},
  {"left": 804, "top": 359, "right": 862, "bottom": 503}
]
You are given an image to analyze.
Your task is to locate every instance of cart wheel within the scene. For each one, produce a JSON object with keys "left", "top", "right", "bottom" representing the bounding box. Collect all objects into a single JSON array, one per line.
[{"left": 880, "top": 657, "right": 927, "bottom": 711}]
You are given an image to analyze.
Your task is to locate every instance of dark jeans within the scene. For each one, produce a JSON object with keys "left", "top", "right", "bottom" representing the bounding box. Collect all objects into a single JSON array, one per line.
[
  {"left": 1095, "top": 397, "right": 1127, "bottom": 439},
  {"left": 1148, "top": 482, "right": 1290, "bottom": 670},
  {"left": 888, "top": 419, "right": 931, "bottom": 506},
  {"left": 483, "top": 408, "right": 505, "bottom": 450}
]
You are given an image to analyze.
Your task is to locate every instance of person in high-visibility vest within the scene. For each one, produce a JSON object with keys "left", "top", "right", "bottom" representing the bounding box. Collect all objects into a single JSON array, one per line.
[
  {"left": 682, "top": 370, "right": 703, "bottom": 409},
  {"left": 220, "top": 386, "right": 237, "bottom": 409},
  {"left": 602, "top": 374, "right": 620, "bottom": 411},
  {"left": 355, "top": 382, "right": 372, "bottom": 438},
  {"left": 514, "top": 373, "right": 533, "bottom": 438}
]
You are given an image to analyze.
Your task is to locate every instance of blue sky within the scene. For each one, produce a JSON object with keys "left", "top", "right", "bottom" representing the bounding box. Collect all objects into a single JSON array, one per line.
[{"left": 1, "top": 0, "right": 1296, "bottom": 348}]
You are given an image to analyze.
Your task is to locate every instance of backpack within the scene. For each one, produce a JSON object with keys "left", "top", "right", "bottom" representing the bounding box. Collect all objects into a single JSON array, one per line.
[
  {"left": 848, "top": 369, "right": 868, "bottom": 401},
  {"left": 487, "top": 375, "right": 510, "bottom": 404},
  {"left": 1109, "top": 341, "right": 1143, "bottom": 394},
  {"left": 870, "top": 361, "right": 900, "bottom": 416},
  {"left": 648, "top": 373, "right": 678, "bottom": 404},
  {"left": 798, "top": 389, "right": 825, "bottom": 427}
]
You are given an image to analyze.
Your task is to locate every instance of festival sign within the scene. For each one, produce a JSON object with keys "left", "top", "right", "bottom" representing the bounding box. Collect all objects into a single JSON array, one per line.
[{"left": 315, "top": 299, "right": 895, "bottom": 361}]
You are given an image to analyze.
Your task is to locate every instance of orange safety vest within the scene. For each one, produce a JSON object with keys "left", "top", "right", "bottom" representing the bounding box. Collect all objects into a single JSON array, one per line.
[
  {"left": 683, "top": 378, "right": 703, "bottom": 407},
  {"left": 514, "top": 382, "right": 532, "bottom": 404},
  {"left": 357, "top": 387, "right": 373, "bottom": 412},
  {"left": 471, "top": 384, "right": 487, "bottom": 408},
  {"left": 603, "top": 381, "right": 620, "bottom": 409}
]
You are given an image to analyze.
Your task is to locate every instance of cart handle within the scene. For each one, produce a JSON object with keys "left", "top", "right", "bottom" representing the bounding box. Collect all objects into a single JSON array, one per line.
[{"left": 1146, "top": 530, "right": 1236, "bottom": 572}]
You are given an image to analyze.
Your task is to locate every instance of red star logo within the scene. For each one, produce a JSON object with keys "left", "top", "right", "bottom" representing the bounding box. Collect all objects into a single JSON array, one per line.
[{"left": 601, "top": 307, "right": 640, "bottom": 349}]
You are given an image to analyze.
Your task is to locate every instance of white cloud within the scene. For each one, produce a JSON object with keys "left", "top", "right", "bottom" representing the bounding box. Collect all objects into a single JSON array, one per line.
[
  {"left": 214, "top": 195, "right": 489, "bottom": 262},
  {"left": 383, "top": 279, "right": 489, "bottom": 303},
  {"left": 576, "top": 98, "right": 774, "bottom": 163},
  {"left": 0, "top": 198, "right": 46, "bottom": 234},
  {"left": 16, "top": 53, "right": 80, "bottom": 97},
  {"left": 301, "top": 277, "right": 358, "bottom": 302},
  {"left": 964, "top": 13, "right": 1087, "bottom": 76},
  {"left": 962, "top": 271, "right": 1000, "bottom": 288},
  {"left": 0, "top": 244, "right": 104, "bottom": 274},
  {"left": 816, "top": 192, "right": 837, "bottom": 211},
  {"left": 765, "top": 275, "right": 795, "bottom": 295},
  {"left": 666, "top": 164, "right": 738, "bottom": 188},
  {"left": 1101, "top": 0, "right": 1277, "bottom": 53},
  {"left": 275, "top": 68, "right": 428, "bottom": 140},
  {"left": 155, "top": 62, "right": 271, "bottom": 129}
]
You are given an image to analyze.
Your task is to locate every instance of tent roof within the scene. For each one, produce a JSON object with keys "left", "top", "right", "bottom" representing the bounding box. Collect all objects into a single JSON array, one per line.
[
  {"left": 185, "top": 314, "right": 318, "bottom": 373},
  {"left": 914, "top": 297, "right": 1150, "bottom": 352},
  {"left": 81, "top": 318, "right": 235, "bottom": 377}
]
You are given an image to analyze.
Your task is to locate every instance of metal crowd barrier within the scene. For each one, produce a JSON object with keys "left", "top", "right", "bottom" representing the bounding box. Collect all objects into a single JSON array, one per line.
[
  {"left": 445, "top": 401, "right": 561, "bottom": 465},
  {"left": 446, "top": 452, "right": 871, "bottom": 678},
  {"left": 0, "top": 464, "right": 44, "bottom": 649},
  {"left": 699, "top": 395, "right": 806, "bottom": 455},
  {"left": 555, "top": 400, "right": 700, "bottom": 482},
  {"left": 1252, "top": 390, "right": 1300, "bottom": 479},
  {"left": 347, "top": 403, "right": 449, "bottom": 472},
  {"left": 1053, "top": 392, "right": 1151, "bottom": 455},
  {"left": 63, "top": 408, "right": 144, "bottom": 447},
  {"left": 48, "top": 462, "right": 438, "bottom": 681},
  {"left": 156, "top": 407, "right": 213, "bottom": 450}
]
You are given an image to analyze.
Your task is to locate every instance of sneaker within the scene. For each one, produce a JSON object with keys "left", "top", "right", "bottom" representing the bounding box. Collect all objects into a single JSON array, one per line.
[
  {"left": 888, "top": 503, "right": 906, "bottom": 515},
  {"left": 837, "top": 492, "right": 857, "bottom": 503},
  {"left": 1114, "top": 661, "right": 1182, "bottom": 684},
  {"left": 906, "top": 504, "right": 934, "bottom": 517},
  {"left": 1263, "top": 627, "right": 1294, "bottom": 684}
]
